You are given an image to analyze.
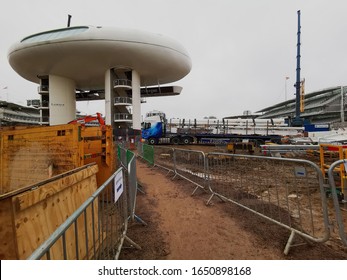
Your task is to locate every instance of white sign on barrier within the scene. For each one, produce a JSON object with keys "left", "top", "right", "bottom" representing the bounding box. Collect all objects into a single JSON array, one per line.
[
  {"left": 294, "top": 166, "right": 306, "bottom": 177},
  {"left": 114, "top": 171, "right": 124, "bottom": 202}
]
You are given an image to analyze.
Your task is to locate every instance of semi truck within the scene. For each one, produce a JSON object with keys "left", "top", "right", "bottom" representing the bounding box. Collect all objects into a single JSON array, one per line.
[{"left": 141, "top": 111, "right": 302, "bottom": 145}]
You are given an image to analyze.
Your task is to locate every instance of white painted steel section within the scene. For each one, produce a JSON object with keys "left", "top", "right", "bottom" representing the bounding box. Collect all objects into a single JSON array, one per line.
[
  {"left": 49, "top": 75, "right": 76, "bottom": 125},
  {"left": 8, "top": 26, "right": 191, "bottom": 89},
  {"left": 132, "top": 70, "right": 141, "bottom": 130},
  {"left": 104, "top": 69, "right": 113, "bottom": 125}
]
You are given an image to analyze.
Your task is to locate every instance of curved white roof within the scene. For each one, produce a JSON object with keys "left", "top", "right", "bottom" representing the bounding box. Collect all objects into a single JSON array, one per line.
[{"left": 8, "top": 26, "right": 192, "bottom": 89}]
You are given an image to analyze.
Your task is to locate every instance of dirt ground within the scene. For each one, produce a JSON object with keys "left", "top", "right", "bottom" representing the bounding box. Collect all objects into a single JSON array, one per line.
[{"left": 120, "top": 147, "right": 347, "bottom": 260}]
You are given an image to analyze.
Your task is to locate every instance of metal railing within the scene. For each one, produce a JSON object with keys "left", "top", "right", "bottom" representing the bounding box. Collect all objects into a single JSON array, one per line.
[
  {"left": 137, "top": 142, "right": 154, "bottom": 166},
  {"left": 137, "top": 142, "right": 336, "bottom": 254},
  {"left": 172, "top": 148, "right": 207, "bottom": 195},
  {"left": 118, "top": 145, "right": 147, "bottom": 225},
  {"left": 40, "top": 100, "right": 49, "bottom": 108},
  {"left": 328, "top": 159, "right": 347, "bottom": 246},
  {"left": 37, "top": 85, "right": 49, "bottom": 93},
  {"left": 206, "top": 152, "right": 330, "bottom": 254},
  {"left": 118, "top": 144, "right": 128, "bottom": 168},
  {"left": 114, "top": 113, "right": 132, "bottom": 121},
  {"left": 114, "top": 97, "right": 132, "bottom": 105},
  {"left": 153, "top": 146, "right": 175, "bottom": 174},
  {"left": 28, "top": 167, "right": 141, "bottom": 260},
  {"left": 114, "top": 79, "right": 132, "bottom": 88},
  {"left": 137, "top": 143, "right": 206, "bottom": 194},
  {"left": 148, "top": 145, "right": 207, "bottom": 194}
]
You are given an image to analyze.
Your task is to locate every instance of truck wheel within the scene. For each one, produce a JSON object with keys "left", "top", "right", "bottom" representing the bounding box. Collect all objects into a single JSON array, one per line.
[
  {"left": 170, "top": 137, "right": 180, "bottom": 145},
  {"left": 148, "top": 138, "right": 157, "bottom": 145},
  {"left": 182, "top": 137, "right": 192, "bottom": 145}
]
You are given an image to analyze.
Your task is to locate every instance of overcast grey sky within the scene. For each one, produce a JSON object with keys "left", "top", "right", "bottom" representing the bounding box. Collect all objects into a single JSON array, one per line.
[{"left": 1, "top": 0, "right": 347, "bottom": 119}]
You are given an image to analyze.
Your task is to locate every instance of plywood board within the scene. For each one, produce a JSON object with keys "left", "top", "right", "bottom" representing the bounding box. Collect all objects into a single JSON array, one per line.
[
  {"left": 0, "top": 197, "right": 17, "bottom": 259},
  {"left": 0, "top": 124, "right": 83, "bottom": 194},
  {"left": 0, "top": 164, "right": 99, "bottom": 259}
]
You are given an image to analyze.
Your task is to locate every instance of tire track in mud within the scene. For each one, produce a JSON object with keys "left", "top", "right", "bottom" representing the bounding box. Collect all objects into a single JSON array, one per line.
[{"left": 122, "top": 160, "right": 285, "bottom": 260}]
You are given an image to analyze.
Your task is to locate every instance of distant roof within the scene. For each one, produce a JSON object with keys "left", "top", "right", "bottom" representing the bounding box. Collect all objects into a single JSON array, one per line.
[
  {"left": 256, "top": 86, "right": 341, "bottom": 113},
  {"left": 254, "top": 86, "right": 346, "bottom": 124},
  {"left": 223, "top": 114, "right": 261, "bottom": 120},
  {"left": 21, "top": 26, "right": 89, "bottom": 43},
  {"left": 0, "top": 100, "right": 38, "bottom": 112}
]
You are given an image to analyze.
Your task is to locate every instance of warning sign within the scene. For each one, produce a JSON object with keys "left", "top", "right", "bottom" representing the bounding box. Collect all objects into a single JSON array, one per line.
[{"left": 114, "top": 171, "right": 124, "bottom": 202}]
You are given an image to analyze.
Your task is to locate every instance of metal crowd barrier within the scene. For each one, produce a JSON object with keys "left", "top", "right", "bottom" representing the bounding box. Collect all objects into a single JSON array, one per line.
[
  {"left": 328, "top": 159, "right": 347, "bottom": 246},
  {"left": 172, "top": 148, "right": 207, "bottom": 195},
  {"left": 118, "top": 145, "right": 146, "bottom": 225},
  {"left": 136, "top": 143, "right": 343, "bottom": 254},
  {"left": 137, "top": 143, "right": 206, "bottom": 194},
  {"left": 28, "top": 167, "right": 141, "bottom": 260},
  {"left": 150, "top": 145, "right": 207, "bottom": 195},
  {"left": 127, "top": 151, "right": 137, "bottom": 220},
  {"left": 206, "top": 152, "right": 330, "bottom": 254},
  {"left": 153, "top": 145, "right": 175, "bottom": 174},
  {"left": 137, "top": 142, "right": 154, "bottom": 165},
  {"left": 136, "top": 141, "right": 144, "bottom": 157},
  {"left": 118, "top": 144, "right": 128, "bottom": 168}
]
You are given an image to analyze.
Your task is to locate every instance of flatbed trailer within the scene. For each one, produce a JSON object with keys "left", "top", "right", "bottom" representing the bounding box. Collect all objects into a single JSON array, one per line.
[
  {"left": 142, "top": 111, "right": 285, "bottom": 146},
  {"left": 151, "top": 133, "right": 282, "bottom": 146}
]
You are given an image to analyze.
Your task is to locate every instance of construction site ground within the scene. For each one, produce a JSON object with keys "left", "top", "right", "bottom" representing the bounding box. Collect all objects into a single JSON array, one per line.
[{"left": 120, "top": 145, "right": 347, "bottom": 260}]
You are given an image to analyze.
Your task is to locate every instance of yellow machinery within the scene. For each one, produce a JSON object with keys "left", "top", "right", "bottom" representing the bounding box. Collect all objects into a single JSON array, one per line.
[
  {"left": 319, "top": 143, "right": 347, "bottom": 200},
  {"left": 227, "top": 141, "right": 255, "bottom": 154}
]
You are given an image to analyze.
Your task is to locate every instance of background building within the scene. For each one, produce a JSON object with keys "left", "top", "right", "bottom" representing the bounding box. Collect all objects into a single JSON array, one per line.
[
  {"left": 255, "top": 86, "right": 346, "bottom": 126},
  {"left": 0, "top": 100, "right": 40, "bottom": 126}
]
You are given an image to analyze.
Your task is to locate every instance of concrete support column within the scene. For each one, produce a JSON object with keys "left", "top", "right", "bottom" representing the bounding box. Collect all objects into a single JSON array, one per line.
[
  {"left": 49, "top": 75, "right": 76, "bottom": 125},
  {"left": 104, "top": 69, "right": 113, "bottom": 125},
  {"left": 132, "top": 70, "right": 141, "bottom": 130}
]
